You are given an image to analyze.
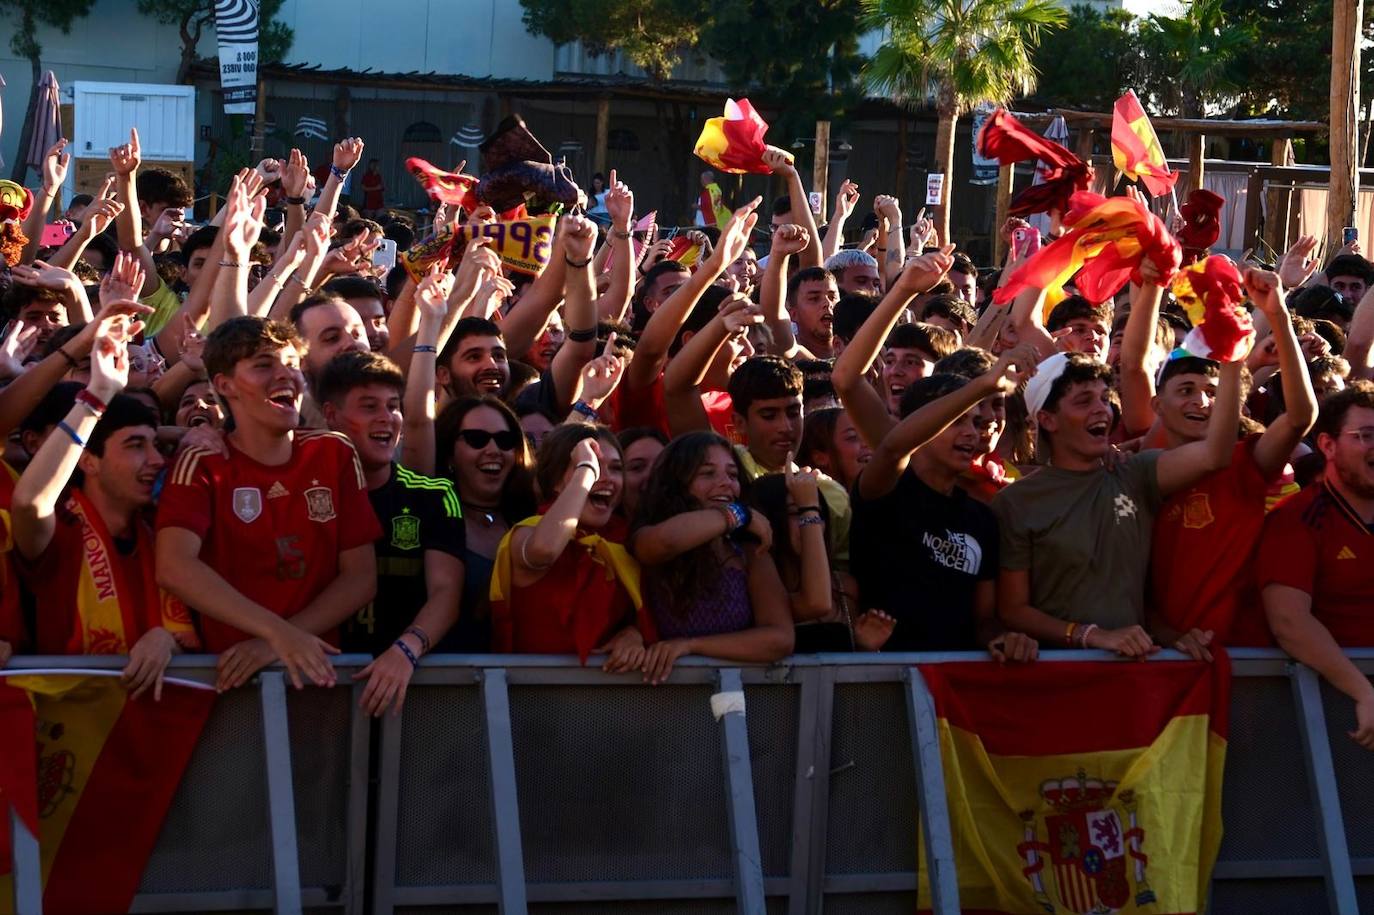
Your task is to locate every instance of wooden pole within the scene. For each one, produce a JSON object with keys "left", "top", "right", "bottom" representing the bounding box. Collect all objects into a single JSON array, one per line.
[
  {"left": 593, "top": 95, "right": 610, "bottom": 179},
  {"left": 1264, "top": 139, "right": 1294, "bottom": 254},
  {"left": 1186, "top": 133, "right": 1205, "bottom": 196},
  {"left": 993, "top": 163, "right": 1013, "bottom": 264},
  {"left": 895, "top": 109, "right": 908, "bottom": 209},
  {"left": 813, "top": 120, "right": 831, "bottom": 224},
  {"left": 1328, "top": 0, "right": 1362, "bottom": 251},
  {"left": 251, "top": 76, "right": 267, "bottom": 156}
]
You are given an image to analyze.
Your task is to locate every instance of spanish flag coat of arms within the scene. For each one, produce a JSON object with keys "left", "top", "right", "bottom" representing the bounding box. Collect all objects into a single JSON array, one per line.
[{"left": 917, "top": 656, "right": 1229, "bottom": 914}]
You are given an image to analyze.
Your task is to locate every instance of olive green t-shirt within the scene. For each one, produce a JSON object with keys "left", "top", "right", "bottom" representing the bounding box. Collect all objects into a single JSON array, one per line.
[{"left": 991, "top": 451, "right": 1162, "bottom": 629}]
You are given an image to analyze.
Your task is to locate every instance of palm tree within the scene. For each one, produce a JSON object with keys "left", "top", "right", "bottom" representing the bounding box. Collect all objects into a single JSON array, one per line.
[
  {"left": 862, "top": 0, "right": 1066, "bottom": 244},
  {"left": 1142, "top": 0, "right": 1253, "bottom": 120}
]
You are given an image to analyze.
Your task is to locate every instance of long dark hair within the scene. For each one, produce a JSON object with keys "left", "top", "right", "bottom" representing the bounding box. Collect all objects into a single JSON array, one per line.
[
  {"left": 748, "top": 473, "right": 831, "bottom": 591},
  {"left": 633, "top": 431, "right": 745, "bottom": 617},
  {"left": 435, "top": 395, "right": 536, "bottom": 522}
]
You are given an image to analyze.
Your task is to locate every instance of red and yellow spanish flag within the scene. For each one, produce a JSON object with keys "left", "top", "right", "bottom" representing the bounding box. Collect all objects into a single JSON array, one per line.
[
  {"left": 1112, "top": 91, "right": 1178, "bottom": 197},
  {"left": 992, "top": 192, "right": 1181, "bottom": 316},
  {"left": 0, "top": 673, "right": 214, "bottom": 915},
  {"left": 1172, "top": 255, "right": 1255, "bottom": 363},
  {"left": 694, "top": 99, "right": 777, "bottom": 175},
  {"left": 406, "top": 157, "right": 481, "bottom": 213},
  {"left": 916, "top": 656, "right": 1229, "bottom": 914}
]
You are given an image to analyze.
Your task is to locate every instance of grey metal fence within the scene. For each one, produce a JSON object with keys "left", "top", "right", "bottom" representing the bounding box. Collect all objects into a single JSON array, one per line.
[{"left": 6, "top": 648, "right": 1373, "bottom": 915}]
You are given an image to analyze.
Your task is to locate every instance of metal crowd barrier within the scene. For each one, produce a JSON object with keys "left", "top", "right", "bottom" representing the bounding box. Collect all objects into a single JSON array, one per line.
[{"left": 6, "top": 649, "right": 1374, "bottom": 915}]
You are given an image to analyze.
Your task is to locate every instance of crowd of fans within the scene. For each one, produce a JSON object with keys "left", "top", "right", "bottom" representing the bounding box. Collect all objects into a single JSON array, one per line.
[{"left": 0, "top": 125, "right": 1371, "bottom": 747}]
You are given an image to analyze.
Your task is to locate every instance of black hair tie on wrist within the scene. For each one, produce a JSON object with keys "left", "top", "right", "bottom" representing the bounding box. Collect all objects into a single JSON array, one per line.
[{"left": 567, "top": 327, "right": 597, "bottom": 343}]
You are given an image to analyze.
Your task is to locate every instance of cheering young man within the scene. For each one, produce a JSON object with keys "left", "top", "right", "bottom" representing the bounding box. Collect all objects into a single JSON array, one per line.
[{"left": 156, "top": 316, "right": 381, "bottom": 691}]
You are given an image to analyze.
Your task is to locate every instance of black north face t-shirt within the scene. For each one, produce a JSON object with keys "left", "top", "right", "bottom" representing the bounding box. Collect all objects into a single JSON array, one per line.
[
  {"left": 342, "top": 463, "right": 465, "bottom": 656},
  {"left": 851, "top": 470, "right": 999, "bottom": 652}
]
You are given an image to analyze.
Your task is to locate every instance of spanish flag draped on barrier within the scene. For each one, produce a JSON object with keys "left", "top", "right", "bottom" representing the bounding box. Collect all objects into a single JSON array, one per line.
[
  {"left": 0, "top": 672, "right": 214, "bottom": 915},
  {"left": 916, "top": 656, "right": 1229, "bottom": 914}
]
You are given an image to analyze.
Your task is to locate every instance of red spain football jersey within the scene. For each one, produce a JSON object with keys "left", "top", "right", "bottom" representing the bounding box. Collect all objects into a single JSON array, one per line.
[
  {"left": 156, "top": 430, "right": 382, "bottom": 651},
  {"left": 1257, "top": 480, "right": 1374, "bottom": 646},
  {"left": 1150, "top": 436, "right": 1276, "bottom": 644}
]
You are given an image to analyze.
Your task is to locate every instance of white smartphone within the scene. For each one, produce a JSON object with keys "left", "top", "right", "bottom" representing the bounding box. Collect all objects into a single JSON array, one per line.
[{"left": 372, "top": 238, "right": 398, "bottom": 272}]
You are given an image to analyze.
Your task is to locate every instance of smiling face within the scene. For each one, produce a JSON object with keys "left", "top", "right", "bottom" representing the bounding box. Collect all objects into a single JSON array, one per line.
[
  {"left": 687, "top": 444, "right": 742, "bottom": 507},
  {"left": 1154, "top": 371, "right": 1217, "bottom": 445},
  {"left": 971, "top": 391, "right": 1007, "bottom": 457},
  {"left": 298, "top": 301, "right": 369, "bottom": 381},
  {"left": 214, "top": 343, "right": 307, "bottom": 435},
  {"left": 827, "top": 412, "right": 871, "bottom": 489},
  {"left": 561, "top": 435, "right": 624, "bottom": 530},
  {"left": 1039, "top": 379, "right": 1115, "bottom": 463},
  {"left": 881, "top": 347, "right": 934, "bottom": 414},
  {"left": 176, "top": 380, "right": 223, "bottom": 429},
  {"left": 82, "top": 424, "right": 165, "bottom": 509},
  {"left": 440, "top": 334, "right": 509, "bottom": 398},
  {"left": 452, "top": 405, "right": 521, "bottom": 505},
  {"left": 326, "top": 382, "right": 402, "bottom": 471}
]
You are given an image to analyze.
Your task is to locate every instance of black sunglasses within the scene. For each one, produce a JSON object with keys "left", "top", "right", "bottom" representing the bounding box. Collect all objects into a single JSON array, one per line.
[{"left": 458, "top": 429, "right": 522, "bottom": 451}]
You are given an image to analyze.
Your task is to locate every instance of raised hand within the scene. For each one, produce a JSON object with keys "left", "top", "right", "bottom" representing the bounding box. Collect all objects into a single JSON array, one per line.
[
  {"left": 415, "top": 263, "right": 456, "bottom": 321},
  {"left": 719, "top": 295, "right": 763, "bottom": 336},
  {"left": 108, "top": 128, "right": 140, "bottom": 176},
  {"left": 100, "top": 250, "right": 147, "bottom": 304},
  {"left": 0, "top": 321, "right": 38, "bottom": 380},
  {"left": 1243, "top": 266, "right": 1285, "bottom": 318},
  {"left": 148, "top": 206, "right": 189, "bottom": 246},
  {"left": 709, "top": 197, "right": 762, "bottom": 269},
  {"left": 562, "top": 213, "right": 599, "bottom": 263},
  {"left": 770, "top": 224, "right": 809, "bottom": 258},
  {"left": 302, "top": 211, "right": 333, "bottom": 262},
  {"left": 255, "top": 158, "right": 283, "bottom": 185},
  {"left": 761, "top": 146, "right": 796, "bottom": 175},
  {"left": 989, "top": 343, "right": 1039, "bottom": 393},
  {"left": 834, "top": 180, "right": 860, "bottom": 221},
  {"left": 1278, "top": 234, "right": 1320, "bottom": 290},
  {"left": 222, "top": 176, "right": 267, "bottom": 262},
  {"left": 282, "top": 148, "right": 310, "bottom": 199},
  {"left": 43, "top": 138, "right": 71, "bottom": 191},
  {"left": 895, "top": 244, "right": 955, "bottom": 294},
  {"left": 561, "top": 437, "right": 602, "bottom": 491},
  {"left": 604, "top": 168, "right": 634, "bottom": 230},
  {"left": 180, "top": 314, "right": 207, "bottom": 374},
  {"left": 10, "top": 259, "right": 79, "bottom": 291},
  {"left": 333, "top": 137, "right": 365, "bottom": 173},
  {"left": 579, "top": 333, "right": 627, "bottom": 409},
  {"left": 874, "top": 194, "right": 902, "bottom": 224},
  {"left": 88, "top": 313, "right": 141, "bottom": 401},
  {"left": 783, "top": 451, "right": 821, "bottom": 507}
]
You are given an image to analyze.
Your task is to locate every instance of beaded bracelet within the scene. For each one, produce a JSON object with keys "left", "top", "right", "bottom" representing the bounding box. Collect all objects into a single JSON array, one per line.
[
  {"left": 403, "top": 625, "right": 431, "bottom": 654},
  {"left": 393, "top": 639, "right": 420, "bottom": 669}
]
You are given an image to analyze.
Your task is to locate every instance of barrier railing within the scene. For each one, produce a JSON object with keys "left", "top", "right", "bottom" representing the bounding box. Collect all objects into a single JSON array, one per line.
[{"left": 6, "top": 649, "right": 1373, "bottom": 915}]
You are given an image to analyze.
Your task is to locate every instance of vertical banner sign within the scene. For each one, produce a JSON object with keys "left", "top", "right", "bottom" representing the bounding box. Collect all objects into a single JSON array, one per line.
[
  {"left": 215, "top": 0, "right": 259, "bottom": 114},
  {"left": 970, "top": 106, "right": 1000, "bottom": 185}
]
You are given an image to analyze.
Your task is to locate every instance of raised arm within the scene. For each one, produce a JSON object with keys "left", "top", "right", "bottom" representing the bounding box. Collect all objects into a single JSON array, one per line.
[
  {"left": 1117, "top": 263, "right": 1167, "bottom": 436},
  {"left": 763, "top": 148, "right": 821, "bottom": 268},
  {"left": 874, "top": 195, "right": 906, "bottom": 288},
  {"left": 315, "top": 138, "right": 364, "bottom": 223},
  {"left": 623, "top": 198, "right": 760, "bottom": 391},
  {"left": 858, "top": 346, "right": 1032, "bottom": 500},
  {"left": 821, "top": 180, "right": 859, "bottom": 261},
  {"left": 247, "top": 229, "right": 309, "bottom": 318},
  {"left": 759, "top": 224, "right": 807, "bottom": 358},
  {"left": 549, "top": 215, "right": 601, "bottom": 414},
  {"left": 108, "top": 128, "right": 161, "bottom": 293},
  {"left": 596, "top": 171, "right": 636, "bottom": 324},
  {"left": 1155, "top": 358, "right": 1243, "bottom": 497},
  {"left": 510, "top": 438, "right": 603, "bottom": 584},
  {"left": 1246, "top": 267, "right": 1319, "bottom": 475},
  {"left": 46, "top": 183, "right": 121, "bottom": 271},
  {"left": 832, "top": 247, "right": 955, "bottom": 449},
  {"left": 1347, "top": 275, "right": 1374, "bottom": 382},
  {"left": 20, "top": 139, "right": 69, "bottom": 265},
  {"left": 499, "top": 224, "right": 569, "bottom": 360},
  {"left": 782, "top": 462, "right": 833, "bottom": 620},
  {"left": 662, "top": 296, "right": 762, "bottom": 436},
  {"left": 402, "top": 266, "right": 454, "bottom": 474},
  {"left": 12, "top": 315, "right": 132, "bottom": 560},
  {"left": 278, "top": 149, "right": 311, "bottom": 259},
  {"left": 206, "top": 175, "right": 267, "bottom": 330}
]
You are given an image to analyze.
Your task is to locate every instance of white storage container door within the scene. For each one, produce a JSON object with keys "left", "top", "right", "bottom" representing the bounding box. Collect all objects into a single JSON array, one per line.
[{"left": 72, "top": 82, "right": 196, "bottom": 161}]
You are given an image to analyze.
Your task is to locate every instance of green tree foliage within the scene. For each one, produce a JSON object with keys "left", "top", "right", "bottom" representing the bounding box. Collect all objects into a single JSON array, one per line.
[
  {"left": 1138, "top": 0, "right": 1254, "bottom": 117},
  {"left": 137, "top": 0, "right": 295, "bottom": 84},
  {"left": 1, "top": 0, "right": 97, "bottom": 180},
  {"left": 519, "top": 0, "right": 708, "bottom": 81},
  {"left": 698, "top": 0, "right": 866, "bottom": 143},
  {"left": 862, "top": 0, "right": 1066, "bottom": 241},
  {"left": 1029, "top": 6, "right": 1144, "bottom": 111}
]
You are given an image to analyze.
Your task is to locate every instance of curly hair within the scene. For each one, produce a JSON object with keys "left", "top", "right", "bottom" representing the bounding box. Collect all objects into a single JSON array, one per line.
[{"left": 632, "top": 431, "right": 745, "bottom": 619}]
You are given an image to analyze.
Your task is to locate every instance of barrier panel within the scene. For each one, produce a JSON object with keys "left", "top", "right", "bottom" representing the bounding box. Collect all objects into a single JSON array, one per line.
[{"left": 7, "top": 649, "right": 1373, "bottom": 915}]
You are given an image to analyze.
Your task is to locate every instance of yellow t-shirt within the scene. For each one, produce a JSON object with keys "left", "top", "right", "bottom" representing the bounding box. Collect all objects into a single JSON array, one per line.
[
  {"left": 734, "top": 445, "right": 851, "bottom": 567},
  {"left": 139, "top": 279, "right": 184, "bottom": 337}
]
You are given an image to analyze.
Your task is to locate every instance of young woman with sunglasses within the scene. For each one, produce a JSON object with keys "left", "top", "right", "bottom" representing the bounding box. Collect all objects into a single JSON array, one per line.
[{"left": 434, "top": 396, "right": 535, "bottom": 650}]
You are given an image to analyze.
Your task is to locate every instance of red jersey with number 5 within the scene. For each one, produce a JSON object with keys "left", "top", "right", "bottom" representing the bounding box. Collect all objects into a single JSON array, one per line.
[{"left": 156, "top": 430, "right": 382, "bottom": 651}]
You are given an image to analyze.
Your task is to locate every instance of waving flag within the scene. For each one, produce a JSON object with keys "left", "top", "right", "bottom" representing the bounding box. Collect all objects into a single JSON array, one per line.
[
  {"left": 1112, "top": 91, "right": 1177, "bottom": 197},
  {"left": 976, "top": 108, "right": 1092, "bottom": 216},
  {"left": 406, "top": 157, "right": 481, "bottom": 213},
  {"left": 993, "top": 192, "right": 1181, "bottom": 316},
  {"left": 0, "top": 673, "right": 214, "bottom": 914},
  {"left": 1172, "top": 255, "right": 1254, "bottom": 363},
  {"left": 916, "top": 657, "right": 1229, "bottom": 914},
  {"left": 694, "top": 98, "right": 779, "bottom": 175}
]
